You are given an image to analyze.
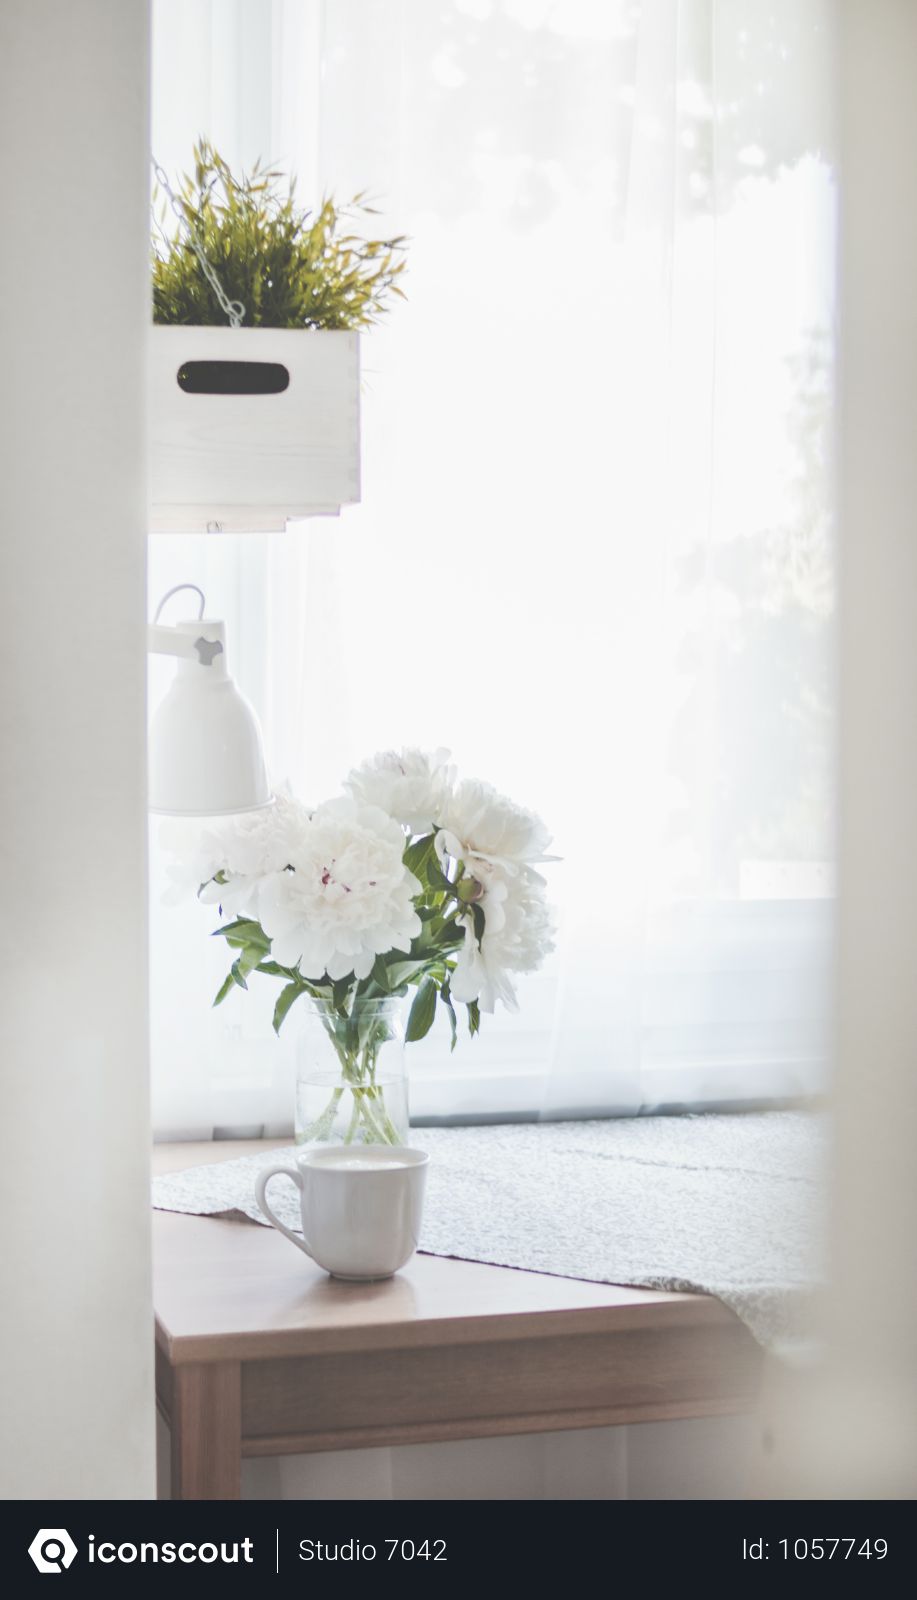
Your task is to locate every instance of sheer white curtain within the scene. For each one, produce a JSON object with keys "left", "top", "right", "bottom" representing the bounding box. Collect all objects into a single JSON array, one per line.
[{"left": 150, "top": 0, "right": 836, "bottom": 1136}]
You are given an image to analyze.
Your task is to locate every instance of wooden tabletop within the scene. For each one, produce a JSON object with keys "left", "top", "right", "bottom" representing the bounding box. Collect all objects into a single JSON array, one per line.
[
  {"left": 153, "top": 1141, "right": 763, "bottom": 1492},
  {"left": 153, "top": 1139, "right": 757, "bottom": 1364}
]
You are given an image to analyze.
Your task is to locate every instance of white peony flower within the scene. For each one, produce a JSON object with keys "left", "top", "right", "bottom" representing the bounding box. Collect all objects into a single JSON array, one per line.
[
  {"left": 197, "top": 791, "right": 312, "bottom": 916},
  {"left": 344, "top": 746, "right": 455, "bottom": 834},
  {"left": 215, "top": 791, "right": 311, "bottom": 879},
  {"left": 159, "top": 792, "right": 312, "bottom": 916},
  {"left": 450, "top": 863, "right": 556, "bottom": 1013},
  {"left": 497, "top": 866, "right": 556, "bottom": 974},
  {"left": 437, "top": 778, "right": 553, "bottom": 877},
  {"left": 258, "top": 797, "right": 422, "bottom": 981},
  {"left": 158, "top": 817, "right": 226, "bottom": 907}
]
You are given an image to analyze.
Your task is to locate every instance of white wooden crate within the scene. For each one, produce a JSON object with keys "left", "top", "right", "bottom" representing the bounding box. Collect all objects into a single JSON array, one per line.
[{"left": 149, "top": 326, "right": 360, "bottom": 532}]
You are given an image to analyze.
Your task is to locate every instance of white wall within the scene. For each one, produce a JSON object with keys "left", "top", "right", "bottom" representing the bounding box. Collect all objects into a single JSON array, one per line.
[
  {"left": 824, "top": 0, "right": 917, "bottom": 1495},
  {"left": 762, "top": 0, "right": 917, "bottom": 1498},
  {"left": 0, "top": 1, "right": 154, "bottom": 1498}
]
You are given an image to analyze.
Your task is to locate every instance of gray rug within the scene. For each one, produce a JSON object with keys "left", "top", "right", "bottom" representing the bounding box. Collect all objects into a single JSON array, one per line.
[{"left": 152, "top": 1110, "right": 826, "bottom": 1351}]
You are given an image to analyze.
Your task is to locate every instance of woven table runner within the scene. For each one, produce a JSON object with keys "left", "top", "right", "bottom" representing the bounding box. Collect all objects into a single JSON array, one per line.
[{"left": 152, "top": 1109, "right": 825, "bottom": 1350}]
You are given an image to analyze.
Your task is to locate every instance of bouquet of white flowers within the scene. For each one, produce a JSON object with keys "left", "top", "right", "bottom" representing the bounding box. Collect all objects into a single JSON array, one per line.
[{"left": 165, "top": 749, "right": 556, "bottom": 1143}]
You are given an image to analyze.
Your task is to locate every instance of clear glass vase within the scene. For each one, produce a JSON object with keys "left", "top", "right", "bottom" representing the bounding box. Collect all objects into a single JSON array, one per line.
[{"left": 294, "top": 996, "right": 409, "bottom": 1150}]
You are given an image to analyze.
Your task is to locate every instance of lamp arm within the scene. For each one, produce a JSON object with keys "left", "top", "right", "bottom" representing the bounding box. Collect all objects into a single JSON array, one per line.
[
  {"left": 148, "top": 624, "right": 201, "bottom": 661},
  {"left": 149, "top": 586, "right": 224, "bottom": 667},
  {"left": 147, "top": 624, "right": 223, "bottom": 667}
]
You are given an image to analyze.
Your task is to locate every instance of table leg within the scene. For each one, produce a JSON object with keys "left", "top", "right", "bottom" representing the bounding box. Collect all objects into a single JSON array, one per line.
[{"left": 170, "top": 1360, "right": 241, "bottom": 1500}]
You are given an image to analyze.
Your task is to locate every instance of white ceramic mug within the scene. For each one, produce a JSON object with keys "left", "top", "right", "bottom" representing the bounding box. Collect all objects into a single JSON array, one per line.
[{"left": 255, "top": 1146, "right": 429, "bottom": 1280}]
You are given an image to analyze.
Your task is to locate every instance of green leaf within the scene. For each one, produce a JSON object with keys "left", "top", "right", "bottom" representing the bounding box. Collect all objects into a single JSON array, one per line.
[
  {"left": 430, "top": 916, "right": 464, "bottom": 950},
  {"left": 213, "top": 919, "right": 270, "bottom": 950},
  {"left": 406, "top": 976, "right": 438, "bottom": 1043},
  {"left": 471, "top": 903, "right": 486, "bottom": 949},
  {"left": 332, "top": 976, "right": 354, "bottom": 1011},
  {"left": 467, "top": 999, "right": 481, "bottom": 1038},
  {"left": 230, "top": 957, "right": 249, "bottom": 991},
  {"left": 273, "top": 981, "right": 304, "bottom": 1035},
  {"left": 236, "top": 946, "right": 264, "bottom": 979},
  {"left": 403, "top": 833, "right": 437, "bottom": 879},
  {"left": 152, "top": 141, "right": 407, "bottom": 332},
  {"left": 440, "top": 980, "right": 458, "bottom": 1053},
  {"left": 255, "top": 961, "right": 288, "bottom": 977},
  {"left": 212, "top": 971, "right": 235, "bottom": 1008},
  {"left": 387, "top": 957, "right": 437, "bottom": 988},
  {"left": 370, "top": 954, "right": 392, "bottom": 993},
  {"left": 427, "top": 857, "right": 453, "bottom": 893}
]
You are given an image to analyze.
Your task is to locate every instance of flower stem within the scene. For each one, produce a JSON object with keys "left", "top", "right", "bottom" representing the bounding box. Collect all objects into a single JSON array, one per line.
[
  {"left": 342, "top": 1093, "right": 362, "bottom": 1145},
  {"left": 296, "top": 1084, "right": 344, "bottom": 1144},
  {"left": 297, "top": 1003, "right": 405, "bottom": 1147},
  {"left": 352, "top": 1085, "right": 394, "bottom": 1145}
]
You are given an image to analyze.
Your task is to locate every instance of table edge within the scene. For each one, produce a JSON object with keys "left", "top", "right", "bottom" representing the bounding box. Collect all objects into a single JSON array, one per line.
[{"left": 155, "top": 1283, "right": 748, "bottom": 1365}]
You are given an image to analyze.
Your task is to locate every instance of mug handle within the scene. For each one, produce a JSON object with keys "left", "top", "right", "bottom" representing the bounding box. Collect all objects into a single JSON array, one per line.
[{"left": 255, "top": 1165, "right": 314, "bottom": 1259}]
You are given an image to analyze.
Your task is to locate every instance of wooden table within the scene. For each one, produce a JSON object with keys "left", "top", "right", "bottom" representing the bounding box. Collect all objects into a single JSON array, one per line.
[{"left": 153, "top": 1140, "right": 763, "bottom": 1500}]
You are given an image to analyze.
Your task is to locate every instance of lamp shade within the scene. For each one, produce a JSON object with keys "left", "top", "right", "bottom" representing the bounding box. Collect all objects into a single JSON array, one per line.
[{"left": 148, "top": 617, "right": 272, "bottom": 816}]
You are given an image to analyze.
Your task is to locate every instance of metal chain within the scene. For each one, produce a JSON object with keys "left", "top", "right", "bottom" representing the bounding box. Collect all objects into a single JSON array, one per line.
[{"left": 152, "top": 157, "right": 246, "bottom": 329}]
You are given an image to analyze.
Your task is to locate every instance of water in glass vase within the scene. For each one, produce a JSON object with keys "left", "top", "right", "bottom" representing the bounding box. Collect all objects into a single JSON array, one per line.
[{"left": 294, "top": 996, "right": 410, "bottom": 1150}]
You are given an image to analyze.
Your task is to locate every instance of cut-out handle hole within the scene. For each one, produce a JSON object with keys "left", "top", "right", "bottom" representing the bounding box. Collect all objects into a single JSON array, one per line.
[{"left": 176, "top": 360, "right": 290, "bottom": 396}]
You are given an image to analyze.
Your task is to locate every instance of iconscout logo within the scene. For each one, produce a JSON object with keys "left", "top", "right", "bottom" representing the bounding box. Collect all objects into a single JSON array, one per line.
[
  {"left": 28, "top": 1531, "right": 78, "bottom": 1573},
  {"left": 28, "top": 1529, "right": 255, "bottom": 1571}
]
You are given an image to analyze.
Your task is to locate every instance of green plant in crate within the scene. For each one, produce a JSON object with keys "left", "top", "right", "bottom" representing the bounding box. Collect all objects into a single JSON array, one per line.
[{"left": 152, "top": 139, "right": 407, "bottom": 329}]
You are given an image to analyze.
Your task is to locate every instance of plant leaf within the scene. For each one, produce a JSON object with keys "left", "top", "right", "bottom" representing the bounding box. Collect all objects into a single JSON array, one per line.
[
  {"left": 387, "top": 957, "right": 438, "bottom": 988},
  {"left": 427, "top": 856, "right": 453, "bottom": 893},
  {"left": 236, "top": 946, "right": 265, "bottom": 979},
  {"left": 213, "top": 919, "right": 270, "bottom": 950},
  {"left": 152, "top": 141, "right": 408, "bottom": 331},
  {"left": 403, "top": 833, "right": 436, "bottom": 879},
  {"left": 370, "top": 954, "right": 392, "bottom": 993},
  {"left": 212, "top": 971, "right": 235, "bottom": 1008},
  {"left": 440, "top": 979, "right": 458, "bottom": 1053},
  {"left": 406, "top": 976, "right": 438, "bottom": 1043},
  {"left": 273, "top": 981, "right": 304, "bottom": 1035},
  {"left": 332, "top": 976, "right": 353, "bottom": 1011}
]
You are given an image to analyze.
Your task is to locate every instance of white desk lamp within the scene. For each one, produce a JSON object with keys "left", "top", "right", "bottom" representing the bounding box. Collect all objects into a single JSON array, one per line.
[{"left": 148, "top": 584, "right": 272, "bottom": 816}]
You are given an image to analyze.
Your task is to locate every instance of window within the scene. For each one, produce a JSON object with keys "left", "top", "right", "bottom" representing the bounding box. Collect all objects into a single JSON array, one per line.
[{"left": 150, "top": 0, "right": 836, "bottom": 1136}]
